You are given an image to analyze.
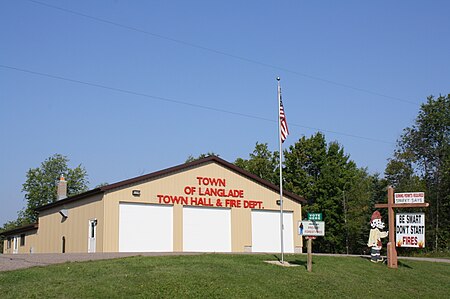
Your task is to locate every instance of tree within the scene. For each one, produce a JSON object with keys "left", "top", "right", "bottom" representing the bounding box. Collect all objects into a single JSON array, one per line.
[
  {"left": 234, "top": 133, "right": 379, "bottom": 254},
  {"left": 95, "top": 182, "right": 109, "bottom": 188},
  {"left": 234, "top": 142, "right": 279, "bottom": 185},
  {"left": 20, "top": 154, "right": 89, "bottom": 223},
  {"left": 283, "top": 133, "right": 374, "bottom": 253},
  {"left": 385, "top": 151, "right": 424, "bottom": 192},
  {"left": 344, "top": 169, "right": 385, "bottom": 255},
  {"left": 386, "top": 94, "right": 450, "bottom": 251},
  {"left": 185, "top": 152, "right": 219, "bottom": 163}
]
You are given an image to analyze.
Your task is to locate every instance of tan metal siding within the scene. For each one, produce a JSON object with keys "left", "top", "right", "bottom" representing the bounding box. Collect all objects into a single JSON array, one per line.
[
  {"left": 173, "top": 204, "right": 183, "bottom": 251},
  {"left": 35, "top": 194, "right": 104, "bottom": 253},
  {"left": 3, "top": 238, "right": 9, "bottom": 254},
  {"left": 20, "top": 231, "right": 38, "bottom": 253},
  {"left": 231, "top": 208, "right": 251, "bottom": 252},
  {"left": 2, "top": 230, "right": 38, "bottom": 254}
]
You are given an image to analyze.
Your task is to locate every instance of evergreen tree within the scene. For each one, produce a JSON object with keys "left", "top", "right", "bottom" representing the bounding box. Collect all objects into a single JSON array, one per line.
[
  {"left": 236, "top": 133, "right": 380, "bottom": 254},
  {"left": 185, "top": 152, "right": 219, "bottom": 163},
  {"left": 283, "top": 133, "right": 373, "bottom": 253},
  {"left": 234, "top": 142, "right": 279, "bottom": 185}
]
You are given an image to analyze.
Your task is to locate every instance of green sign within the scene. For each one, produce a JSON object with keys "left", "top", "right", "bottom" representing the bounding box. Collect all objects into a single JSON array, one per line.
[{"left": 308, "top": 213, "right": 322, "bottom": 221}]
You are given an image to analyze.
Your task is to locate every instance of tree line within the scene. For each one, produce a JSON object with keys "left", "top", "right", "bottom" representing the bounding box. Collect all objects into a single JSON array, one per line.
[
  {"left": 1, "top": 94, "right": 449, "bottom": 254},
  {"left": 199, "top": 94, "right": 450, "bottom": 254}
]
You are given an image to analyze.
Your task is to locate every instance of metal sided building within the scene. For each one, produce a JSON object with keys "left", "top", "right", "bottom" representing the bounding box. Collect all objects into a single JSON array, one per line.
[{"left": 2, "top": 156, "right": 305, "bottom": 254}]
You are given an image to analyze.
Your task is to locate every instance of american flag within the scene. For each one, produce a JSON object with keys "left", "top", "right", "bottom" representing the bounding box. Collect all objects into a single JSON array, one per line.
[{"left": 279, "top": 94, "right": 289, "bottom": 143}]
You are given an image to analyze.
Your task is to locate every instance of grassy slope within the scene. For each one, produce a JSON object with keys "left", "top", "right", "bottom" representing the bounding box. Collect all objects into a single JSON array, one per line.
[{"left": 0, "top": 254, "right": 449, "bottom": 298}]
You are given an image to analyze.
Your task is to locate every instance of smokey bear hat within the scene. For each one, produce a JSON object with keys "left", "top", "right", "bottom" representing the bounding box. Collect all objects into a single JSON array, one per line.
[{"left": 371, "top": 210, "right": 382, "bottom": 222}]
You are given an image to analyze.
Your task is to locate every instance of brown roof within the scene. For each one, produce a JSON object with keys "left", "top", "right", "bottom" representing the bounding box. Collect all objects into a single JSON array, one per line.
[
  {"left": 35, "top": 188, "right": 104, "bottom": 212},
  {"left": 35, "top": 156, "right": 306, "bottom": 212},
  {"left": 0, "top": 223, "right": 38, "bottom": 237}
]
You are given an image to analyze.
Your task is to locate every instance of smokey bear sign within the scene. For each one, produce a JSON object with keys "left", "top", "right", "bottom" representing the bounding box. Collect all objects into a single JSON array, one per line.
[{"left": 374, "top": 187, "right": 429, "bottom": 269}]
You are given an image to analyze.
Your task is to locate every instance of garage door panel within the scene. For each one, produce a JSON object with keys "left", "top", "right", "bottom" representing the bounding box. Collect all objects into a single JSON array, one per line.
[
  {"left": 119, "top": 203, "right": 173, "bottom": 252},
  {"left": 252, "top": 210, "right": 294, "bottom": 253},
  {"left": 183, "top": 207, "right": 231, "bottom": 252}
]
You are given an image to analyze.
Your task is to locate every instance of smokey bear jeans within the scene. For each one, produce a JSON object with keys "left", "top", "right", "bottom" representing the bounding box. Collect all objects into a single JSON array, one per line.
[{"left": 370, "top": 247, "right": 382, "bottom": 262}]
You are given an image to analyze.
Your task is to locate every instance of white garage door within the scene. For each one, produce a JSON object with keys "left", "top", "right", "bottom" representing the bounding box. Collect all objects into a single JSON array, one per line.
[
  {"left": 119, "top": 203, "right": 173, "bottom": 252},
  {"left": 252, "top": 210, "right": 294, "bottom": 253},
  {"left": 183, "top": 207, "right": 231, "bottom": 252}
]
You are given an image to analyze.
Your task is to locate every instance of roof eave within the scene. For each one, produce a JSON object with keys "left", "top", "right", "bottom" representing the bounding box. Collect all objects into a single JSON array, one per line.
[
  {"left": 34, "top": 156, "right": 306, "bottom": 214},
  {"left": 0, "top": 223, "right": 38, "bottom": 237},
  {"left": 35, "top": 188, "right": 104, "bottom": 212}
]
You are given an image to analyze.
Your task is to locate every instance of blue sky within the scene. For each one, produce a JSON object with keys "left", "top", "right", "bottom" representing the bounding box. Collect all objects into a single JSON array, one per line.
[{"left": 1, "top": 0, "right": 449, "bottom": 225}]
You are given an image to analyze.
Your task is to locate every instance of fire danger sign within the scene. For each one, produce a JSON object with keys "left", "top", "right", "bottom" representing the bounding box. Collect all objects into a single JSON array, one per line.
[{"left": 396, "top": 213, "right": 425, "bottom": 248}]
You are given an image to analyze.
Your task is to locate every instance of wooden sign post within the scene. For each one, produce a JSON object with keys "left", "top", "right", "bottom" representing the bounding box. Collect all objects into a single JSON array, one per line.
[
  {"left": 374, "top": 187, "right": 429, "bottom": 269},
  {"left": 299, "top": 218, "right": 324, "bottom": 272},
  {"left": 306, "top": 236, "right": 316, "bottom": 272}
]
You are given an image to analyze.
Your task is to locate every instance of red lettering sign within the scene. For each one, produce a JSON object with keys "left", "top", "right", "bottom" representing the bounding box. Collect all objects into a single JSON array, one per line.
[
  {"left": 196, "top": 176, "right": 226, "bottom": 187},
  {"left": 402, "top": 236, "right": 418, "bottom": 246},
  {"left": 155, "top": 177, "right": 265, "bottom": 209}
]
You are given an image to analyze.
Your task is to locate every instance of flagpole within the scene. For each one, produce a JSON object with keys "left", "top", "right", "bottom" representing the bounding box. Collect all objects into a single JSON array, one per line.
[{"left": 277, "top": 77, "right": 284, "bottom": 264}]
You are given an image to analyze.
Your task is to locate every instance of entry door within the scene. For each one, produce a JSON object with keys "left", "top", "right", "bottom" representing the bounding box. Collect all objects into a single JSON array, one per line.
[
  {"left": 88, "top": 219, "right": 97, "bottom": 253},
  {"left": 13, "top": 236, "right": 19, "bottom": 254}
]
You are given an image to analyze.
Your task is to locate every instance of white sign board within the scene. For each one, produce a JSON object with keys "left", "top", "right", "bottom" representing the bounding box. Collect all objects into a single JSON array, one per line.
[
  {"left": 396, "top": 213, "right": 425, "bottom": 248},
  {"left": 394, "top": 192, "right": 425, "bottom": 204},
  {"left": 298, "top": 221, "right": 325, "bottom": 236}
]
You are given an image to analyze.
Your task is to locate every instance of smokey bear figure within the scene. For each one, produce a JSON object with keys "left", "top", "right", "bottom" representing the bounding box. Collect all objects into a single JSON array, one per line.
[{"left": 367, "top": 210, "right": 388, "bottom": 263}]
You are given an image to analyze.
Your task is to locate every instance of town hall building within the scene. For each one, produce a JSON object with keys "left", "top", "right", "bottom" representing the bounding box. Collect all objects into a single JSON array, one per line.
[{"left": 2, "top": 156, "right": 305, "bottom": 254}]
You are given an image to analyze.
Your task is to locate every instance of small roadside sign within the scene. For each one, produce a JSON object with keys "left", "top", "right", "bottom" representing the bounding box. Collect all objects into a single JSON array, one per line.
[
  {"left": 307, "top": 213, "right": 322, "bottom": 221},
  {"left": 298, "top": 221, "right": 325, "bottom": 236},
  {"left": 300, "top": 220, "right": 325, "bottom": 273}
]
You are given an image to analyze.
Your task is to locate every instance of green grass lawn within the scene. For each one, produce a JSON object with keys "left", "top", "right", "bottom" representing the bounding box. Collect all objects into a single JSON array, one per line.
[{"left": 0, "top": 254, "right": 449, "bottom": 298}]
